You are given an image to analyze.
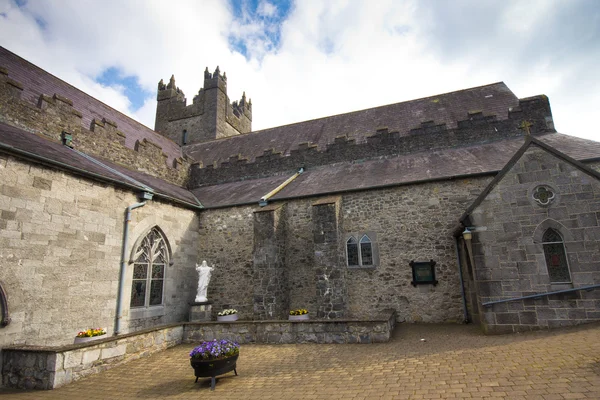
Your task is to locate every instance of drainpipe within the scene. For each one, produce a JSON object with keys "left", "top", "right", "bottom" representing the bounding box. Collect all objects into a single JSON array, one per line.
[
  {"left": 454, "top": 235, "right": 471, "bottom": 324},
  {"left": 115, "top": 192, "right": 153, "bottom": 335},
  {"left": 259, "top": 167, "right": 304, "bottom": 207}
]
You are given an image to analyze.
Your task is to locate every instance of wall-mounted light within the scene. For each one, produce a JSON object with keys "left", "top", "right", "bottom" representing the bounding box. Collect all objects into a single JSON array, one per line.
[{"left": 462, "top": 227, "right": 472, "bottom": 241}]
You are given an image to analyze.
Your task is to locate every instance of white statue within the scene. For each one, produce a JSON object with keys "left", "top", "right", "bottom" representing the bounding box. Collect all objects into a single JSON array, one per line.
[{"left": 195, "top": 260, "right": 214, "bottom": 302}]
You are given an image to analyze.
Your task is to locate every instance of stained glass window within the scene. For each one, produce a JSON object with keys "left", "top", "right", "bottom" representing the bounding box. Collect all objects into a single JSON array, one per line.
[
  {"left": 130, "top": 227, "right": 168, "bottom": 308},
  {"left": 542, "top": 228, "right": 571, "bottom": 283}
]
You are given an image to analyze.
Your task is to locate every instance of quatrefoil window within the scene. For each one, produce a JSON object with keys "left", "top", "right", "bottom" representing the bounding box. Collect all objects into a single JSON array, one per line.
[{"left": 533, "top": 185, "right": 556, "bottom": 206}]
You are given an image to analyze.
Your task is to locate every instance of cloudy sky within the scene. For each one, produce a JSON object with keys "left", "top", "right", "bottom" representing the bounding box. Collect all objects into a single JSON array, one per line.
[{"left": 1, "top": 0, "right": 599, "bottom": 140}]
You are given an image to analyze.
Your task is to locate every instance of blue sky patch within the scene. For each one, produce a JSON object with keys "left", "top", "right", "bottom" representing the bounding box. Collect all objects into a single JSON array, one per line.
[
  {"left": 228, "top": 0, "right": 293, "bottom": 59},
  {"left": 96, "top": 67, "right": 149, "bottom": 111}
]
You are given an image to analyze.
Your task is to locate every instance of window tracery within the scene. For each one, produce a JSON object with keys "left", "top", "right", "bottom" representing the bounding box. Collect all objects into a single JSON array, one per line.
[{"left": 130, "top": 227, "right": 168, "bottom": 308}]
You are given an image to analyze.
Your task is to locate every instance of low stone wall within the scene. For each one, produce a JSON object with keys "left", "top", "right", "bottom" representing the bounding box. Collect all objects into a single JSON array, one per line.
[
  {"left": 2, "top": 325, "right": 183, "bottom": 390},
  {"left": 183, "top": 310, "right": 397, "bottom": 344},
  {"left": 2, "top": 312, "right": 396, "bottom": 390}
]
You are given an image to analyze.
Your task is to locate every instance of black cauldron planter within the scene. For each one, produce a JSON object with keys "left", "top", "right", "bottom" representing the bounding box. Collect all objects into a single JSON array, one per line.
[{"left": 189, "top": 339, "right": 239, "bottom": 390}]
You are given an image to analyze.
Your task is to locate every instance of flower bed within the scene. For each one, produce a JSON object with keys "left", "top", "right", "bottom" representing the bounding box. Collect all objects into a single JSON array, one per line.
[{"left": 74, "top": 328, "right": 107, "bottom": 344}]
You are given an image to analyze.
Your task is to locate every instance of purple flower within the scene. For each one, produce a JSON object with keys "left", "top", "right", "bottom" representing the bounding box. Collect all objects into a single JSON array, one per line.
[{"left": 190, "top": 339, "right": 240, "bottom": 360}]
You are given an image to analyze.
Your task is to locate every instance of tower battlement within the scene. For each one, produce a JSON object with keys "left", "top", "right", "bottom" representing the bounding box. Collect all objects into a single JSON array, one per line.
[{"left": 155, "top": 67, "right": 251, "bottom": 146}]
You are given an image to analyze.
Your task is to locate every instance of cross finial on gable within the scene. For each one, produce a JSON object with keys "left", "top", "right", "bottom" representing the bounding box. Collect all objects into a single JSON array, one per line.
[{"left": 519, "top": 120, "right": 533, "bottom": 136}]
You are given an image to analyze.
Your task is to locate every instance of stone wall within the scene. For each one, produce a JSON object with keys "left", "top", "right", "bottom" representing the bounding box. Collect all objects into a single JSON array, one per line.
[
  {"left": 253, "top": 204, "right": 289, "bottom": 319},
  {"left": 468, "top": 145, "right": 600, "bottom": 333},
  {"left": 2, "top": 325, "right": 183, "bottom": 389},
  {"left": 183, "top": 310, "right": 396, "bottom": 344},
  {"left": 0, "top": 154, "right": 199, "bottom": 348},
  {"left": 312, "top": 198, "right": 347, "bottom": 318},
  {"left": 199, "top": 177, "right": 491, "bottom": 323},
  {"left": 2, "top": 312, "right": 395, "bottom": 390},
  {"left": 200, "top": 206, "right": 256, "bottom": 319},
  {"left": 0, "top": 66, "right": 189, "bottom": 186}
]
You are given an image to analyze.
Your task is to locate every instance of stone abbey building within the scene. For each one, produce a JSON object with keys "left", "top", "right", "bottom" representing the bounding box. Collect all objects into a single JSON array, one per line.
[{"left": 2, "top": 44, "right": 600, "bottom": 354}]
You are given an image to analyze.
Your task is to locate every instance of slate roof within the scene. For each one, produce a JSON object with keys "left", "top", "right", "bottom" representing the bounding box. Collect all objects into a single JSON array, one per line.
[
  {"left": 0, "top": 46, "right": 182, "bottom": 163},
  {"left": 191, "top": 133, "right": 600, "bottom": 208},
  {"left": 185, "top": 82, "right": 520, "bottom": 167},
  {"left": 0, "top": 122, "right": 201, "bottom": 208}
]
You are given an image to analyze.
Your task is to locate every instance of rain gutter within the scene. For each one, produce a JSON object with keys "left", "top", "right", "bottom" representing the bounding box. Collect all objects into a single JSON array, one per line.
[{"left": 0, "top": 142, "right": 203, "bottom": 210}]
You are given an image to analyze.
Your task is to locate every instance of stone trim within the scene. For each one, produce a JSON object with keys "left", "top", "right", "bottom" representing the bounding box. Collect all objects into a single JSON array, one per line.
[
  {"left": 532, "top": 219, "right": 574, "bottom": 244},
  {"left": 128, "top": 224, "right": 173, "bottom": 265}
]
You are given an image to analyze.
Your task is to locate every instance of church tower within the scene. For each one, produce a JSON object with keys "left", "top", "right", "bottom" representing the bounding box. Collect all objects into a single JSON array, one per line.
[{"left": 154, "top": 67, "right": 252, "bottom": 146}]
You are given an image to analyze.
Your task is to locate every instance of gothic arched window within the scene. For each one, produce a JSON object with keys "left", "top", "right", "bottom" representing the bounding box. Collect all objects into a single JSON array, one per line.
[
  {"left": 0, "top": 282, "right": 10, "bottom": 327},
  {"left": 346, "top": 234, "right": 375, "bottom": 267},
  {"left": 359, "top": 235, "right": 373, "bottom": 266},
  {"left": 542, "top": 228, "right": 571, "bottom": 283},
  {"left": 346, "top": 236, "right": 359, "bottom": 266},
  {"left": 130, "top": 227, "right": 168, "bottom": 308}
]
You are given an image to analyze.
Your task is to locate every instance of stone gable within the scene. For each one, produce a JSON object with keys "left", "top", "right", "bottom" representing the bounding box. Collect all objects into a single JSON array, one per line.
[{"left": 467, "top": 143, "right": 600, "bottom": 333}]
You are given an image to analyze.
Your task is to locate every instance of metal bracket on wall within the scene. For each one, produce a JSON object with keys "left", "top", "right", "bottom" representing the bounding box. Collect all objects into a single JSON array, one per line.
[{"left": 0, "top": 281, "right": 10, "bottom": 327}]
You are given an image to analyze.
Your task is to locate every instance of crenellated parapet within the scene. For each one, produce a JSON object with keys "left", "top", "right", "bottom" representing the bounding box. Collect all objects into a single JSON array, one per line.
[
  {"left": 155, "top": 66, "right": 252, "bottom": 146},
  {"left": 0, "top": 66, "right": 190, "bottom": 186},
  {"left": 0, "top": 68, "right": 83, "bottom": 143},
  {"left": 188, "top": 96, "right": 555, "bottom": 188}
]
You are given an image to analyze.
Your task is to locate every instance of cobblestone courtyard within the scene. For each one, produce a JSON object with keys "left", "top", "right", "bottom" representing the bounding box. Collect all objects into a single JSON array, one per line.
[{"left": 2, "top": 323, "right": 600, "bottom": 399}]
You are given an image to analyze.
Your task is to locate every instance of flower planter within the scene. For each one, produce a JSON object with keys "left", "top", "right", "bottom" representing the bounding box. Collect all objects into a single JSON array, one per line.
[
  {"left": 190, "top": 354, "right": 239, "bottom": 390},
  {"left": 74, "top": 335, "right": 106, "bottom": 344},
  {"left": 288, "top": 314, "right": 309, "bottom": 321},
  {"left": 217, "top": 314, "right": 238, "bottom": 322}
]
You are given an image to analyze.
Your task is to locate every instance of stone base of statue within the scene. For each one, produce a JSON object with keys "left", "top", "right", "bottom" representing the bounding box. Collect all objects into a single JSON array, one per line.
[{"left": 189, "top": 301, "right": 213, "bottom": 322}]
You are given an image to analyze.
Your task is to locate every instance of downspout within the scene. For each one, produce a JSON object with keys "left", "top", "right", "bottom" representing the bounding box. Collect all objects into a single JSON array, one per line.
[
  {"left": 259, "top": 167, "right": 304, "bottom": 207},
  {"left": 454, "top": 235, "right": 470, "bottom": 323},
  {"left": 115, "top": 192, "right": 152, "bottom": 335}
]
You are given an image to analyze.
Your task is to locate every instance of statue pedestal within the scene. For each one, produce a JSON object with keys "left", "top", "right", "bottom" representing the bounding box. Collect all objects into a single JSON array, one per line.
[{"left": 189, "top": 301, "right": 212, "bottom": 322}]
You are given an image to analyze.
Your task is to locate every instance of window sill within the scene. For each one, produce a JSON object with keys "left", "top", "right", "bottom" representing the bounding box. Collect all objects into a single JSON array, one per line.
[
  {"left": 550, "top": 283, "right": 573, "bottom": 291},
  {"left": 130, "top": 305, "right": 165, "bottom": 320},
  {"left": 347, "top": 265, "right": 377, "bottom": 269}
]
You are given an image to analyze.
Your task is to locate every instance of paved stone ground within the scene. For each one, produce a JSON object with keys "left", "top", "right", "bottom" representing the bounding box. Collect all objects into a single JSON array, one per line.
[{"left": 2, "top": 323, "right": 600, "bottom": 399}]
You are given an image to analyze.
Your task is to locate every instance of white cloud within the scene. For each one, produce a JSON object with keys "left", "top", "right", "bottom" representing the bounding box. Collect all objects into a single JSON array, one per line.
[
  {"left": 257, "top": 0, "right": 277, "bottom": 18},
  {"left": 0, "top": 0, "right": 598, "bottom": 141}
]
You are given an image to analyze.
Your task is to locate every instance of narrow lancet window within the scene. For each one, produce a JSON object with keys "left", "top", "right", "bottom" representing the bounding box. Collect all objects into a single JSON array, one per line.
[
  {"left": 542, "top": 228, "right": 571, "bottom": 283},
  {"left": 360, "top": 235, "right": 373, "bottom": 266},
  {"left": 346, "top": 236, "right": 359, "bottom": 266}
]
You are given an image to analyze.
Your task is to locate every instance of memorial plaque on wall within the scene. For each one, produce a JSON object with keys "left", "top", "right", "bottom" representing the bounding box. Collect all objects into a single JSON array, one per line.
[{"left": 410, "top": 260, "right": 438, "bottom": 286}]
